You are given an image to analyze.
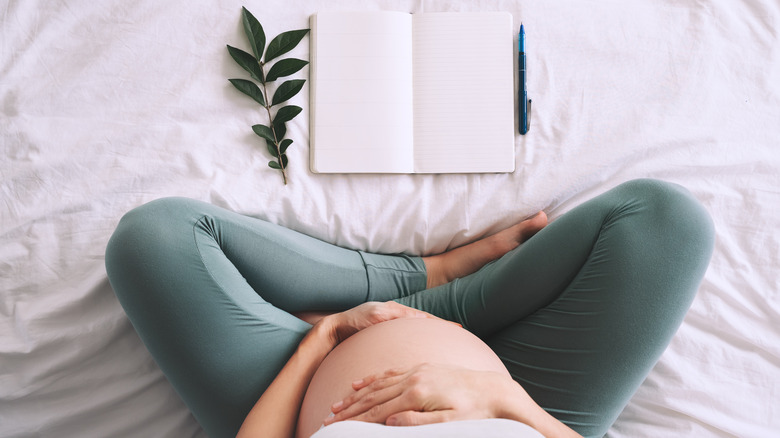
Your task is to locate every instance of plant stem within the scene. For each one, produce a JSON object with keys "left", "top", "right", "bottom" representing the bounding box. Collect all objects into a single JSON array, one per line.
[
  {"left": 264, "top": 100, "right": 287, "bottom": 185},
  {"left": 259, "top": 62, "right": 288, "bottom": 185}
]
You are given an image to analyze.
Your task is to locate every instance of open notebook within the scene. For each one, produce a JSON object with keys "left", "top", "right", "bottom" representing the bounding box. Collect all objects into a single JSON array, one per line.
[{"left": 309, "top": 11, "right": 515, "bottom": 174}]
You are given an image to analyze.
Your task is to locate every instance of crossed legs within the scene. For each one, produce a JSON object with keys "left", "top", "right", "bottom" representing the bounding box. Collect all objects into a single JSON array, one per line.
[{"left": 106, "top": 179, "right": 713, "bottom": 438}]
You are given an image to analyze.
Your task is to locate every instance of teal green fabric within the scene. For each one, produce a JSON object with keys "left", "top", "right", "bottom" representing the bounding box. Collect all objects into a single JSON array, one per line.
[{"left": 105, "top": 179, "right": 714, "bottom": 438}]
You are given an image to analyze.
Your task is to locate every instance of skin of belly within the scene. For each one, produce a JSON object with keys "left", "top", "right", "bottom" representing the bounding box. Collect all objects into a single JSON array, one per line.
[{"left": 295, "top": 317, "right": 510, "bottom": 438}]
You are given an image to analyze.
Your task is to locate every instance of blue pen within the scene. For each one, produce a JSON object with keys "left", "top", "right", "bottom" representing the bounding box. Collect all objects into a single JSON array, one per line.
[{"left": 519, "top": 24, "right": 531, "bottom": 135}]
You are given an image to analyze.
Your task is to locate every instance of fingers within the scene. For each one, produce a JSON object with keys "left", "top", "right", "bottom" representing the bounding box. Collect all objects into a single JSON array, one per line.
[
  {"left": 382, "top": 301, "right": 438, "bottom": 321},
  {"left": 330, "top": 302, "right": 445, "bottom": 345},
  {"left": 324, "top": 385, "right": 403, "bottom": 426},
  {"left": 383, "top": 302, "right": 462, "bottom": 326},
  {"left": 387, "top": 410, "right": 451, "bottom": 426},
  {"left": 351, "top": 367, "right": 404, "bottom": 391},
  {"left": 353, "top": 302, "right": 431, "bottom": 327},
  {"left": 325, "top": 370, "right": 409, "bottom": 426}
]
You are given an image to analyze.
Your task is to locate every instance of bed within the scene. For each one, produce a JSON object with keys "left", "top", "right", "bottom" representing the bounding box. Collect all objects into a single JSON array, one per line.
[{"left": 2, "top": 0, "right": 778, "bottom": 436}]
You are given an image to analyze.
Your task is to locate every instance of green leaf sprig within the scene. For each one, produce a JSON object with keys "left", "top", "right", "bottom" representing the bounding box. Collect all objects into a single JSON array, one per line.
[{"left": 227, "top": 7, "right": 309, "bottom": 185}]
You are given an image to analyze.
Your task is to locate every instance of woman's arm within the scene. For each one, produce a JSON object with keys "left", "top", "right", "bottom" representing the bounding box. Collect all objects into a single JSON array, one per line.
[
  {"left": 236, "top": 302, "right": 439, "bottom": 438},
  {"left": 236, "top": 318, "right": 334, "bottom": 438},
  {"left": 325, "top": 363, "right": 582, "bottom": 438}
]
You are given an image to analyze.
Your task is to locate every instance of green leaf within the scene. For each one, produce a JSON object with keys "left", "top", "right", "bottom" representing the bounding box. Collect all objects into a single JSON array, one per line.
[
  {"left": 241, "top": 7, "right": 266, "bottom": 60},
  {"left": 269, "top": 160, "right": 281, "bottom": 169},
  {"left": 273, "top": 119, "right": 287, "bottom": 140},
  {"left": 274, "top": 105, "right": 302, "bottom": 124},
  {"left": 266, "top": 143, "right": 279, "bottom": 158},
  {"left": 252, "top": 124, "right": 276, "bottom": 142},
  {"left": 272, "top": 79, "right": 305, "bottom": 106},
  {"left": 265, "top": 58, "right": 308, "bottom": 82},
  {"left": 279, "top": 138, "right": 293, "bottom": 154},
  {"left": 265, "top": 29, "right": 310, "bottom": 62},
  {"left": 281, "top": 154, "right": 289, "bottom": 168},
  {"left": 227, "top": 45, "right": 264, "bottom": 82},
  {"left": 229, "top": 79, "right": 265, "bottom": 106}
]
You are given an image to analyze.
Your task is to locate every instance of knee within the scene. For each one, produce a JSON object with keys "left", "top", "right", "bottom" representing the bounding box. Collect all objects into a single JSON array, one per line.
[
  {"left": 617, "top": 178, "right": 715, "bottom": 255},
  {"left": 113, "top": 197, "right": 196, "bottom": 233},
  {"left": 107, "top": 197, "right": 192, "bottom": 251},
  {"left": 105, "top": 197, "right": 198, "bottom": 291}
]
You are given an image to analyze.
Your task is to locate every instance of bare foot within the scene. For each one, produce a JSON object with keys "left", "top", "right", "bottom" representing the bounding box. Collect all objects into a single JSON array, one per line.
[{"left": 423, "top": 211, "right": 547, "bottom": 289}]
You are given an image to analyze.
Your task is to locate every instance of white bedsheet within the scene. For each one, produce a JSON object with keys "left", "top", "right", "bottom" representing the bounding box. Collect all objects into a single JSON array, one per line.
[{"left": 2, "top": 0, "right": 778, "bottom": 436}]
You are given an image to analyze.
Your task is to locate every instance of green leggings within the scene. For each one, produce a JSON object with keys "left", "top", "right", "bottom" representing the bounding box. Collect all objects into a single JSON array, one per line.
[{"left": 105, "top": 179, "right": 714, "bottom": 438}]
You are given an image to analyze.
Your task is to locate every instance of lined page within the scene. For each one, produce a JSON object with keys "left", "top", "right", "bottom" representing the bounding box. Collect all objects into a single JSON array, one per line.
[
  {"left": 310, "top": 11, "right": 414, "bottom": 173},
  {"left": 412, "top": 13, "right": 515, "bottom": 173}
]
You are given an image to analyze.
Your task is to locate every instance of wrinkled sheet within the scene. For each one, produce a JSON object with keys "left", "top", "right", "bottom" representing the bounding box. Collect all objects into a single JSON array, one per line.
[{"left": 2, "top": 0, "right": 778, "bottom": 436}]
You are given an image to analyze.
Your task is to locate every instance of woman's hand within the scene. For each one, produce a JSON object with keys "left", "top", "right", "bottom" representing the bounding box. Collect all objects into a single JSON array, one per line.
[
  {"left": 323, "top": 363, "right": 523, "bottom": 426},
  {"left": 319, "top": 301, "right": 440, "bottom": 349},
  {"left": 324, "top": 363, "right": 583, "bottom": 436}
]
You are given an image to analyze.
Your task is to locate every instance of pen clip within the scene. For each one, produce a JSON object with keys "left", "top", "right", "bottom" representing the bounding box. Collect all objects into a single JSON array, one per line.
[{"left": 527, "top": 99, "right": 532, "bottom": 131}]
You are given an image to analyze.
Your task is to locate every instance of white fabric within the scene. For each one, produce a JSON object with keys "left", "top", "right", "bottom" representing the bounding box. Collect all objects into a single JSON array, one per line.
[
  {"left": 311, "top": 419, "right": 544, "bottom": 438},
  {"left": 2, "top": 0, "right": 779, "bottom": 437}
]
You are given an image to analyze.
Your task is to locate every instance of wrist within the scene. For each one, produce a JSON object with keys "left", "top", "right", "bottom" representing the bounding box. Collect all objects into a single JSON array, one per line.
[
  {"left": 307, "top": 314, "right": 340, "bottom": 351},
  {"left": 493, "top": 377, "right": 582, "bottom": 437},
  {"left": 492, "top": 376, "right": 545, "bottom": 427},
  {"left": 491, "top": 375, "right": 526, "bottom": 421}
]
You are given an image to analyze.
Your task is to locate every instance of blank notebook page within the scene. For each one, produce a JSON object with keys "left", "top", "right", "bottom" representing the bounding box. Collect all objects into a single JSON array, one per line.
[
  {"left": 412, "top": 13, "right": 515, "bottom": 173},
  {"left": 310, "top": 11, "right": 414, "bottom": 173}
]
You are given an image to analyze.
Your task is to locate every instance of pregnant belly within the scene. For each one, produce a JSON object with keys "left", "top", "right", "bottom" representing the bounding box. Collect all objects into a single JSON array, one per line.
[{"left": 295, "top": 318, "right": 510, "bottom": 438}]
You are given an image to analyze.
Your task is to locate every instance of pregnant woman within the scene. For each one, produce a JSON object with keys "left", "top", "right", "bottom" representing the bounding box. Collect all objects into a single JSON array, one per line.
[{"left": 105, "top": 179, "right": 714, "bottom": 438}]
